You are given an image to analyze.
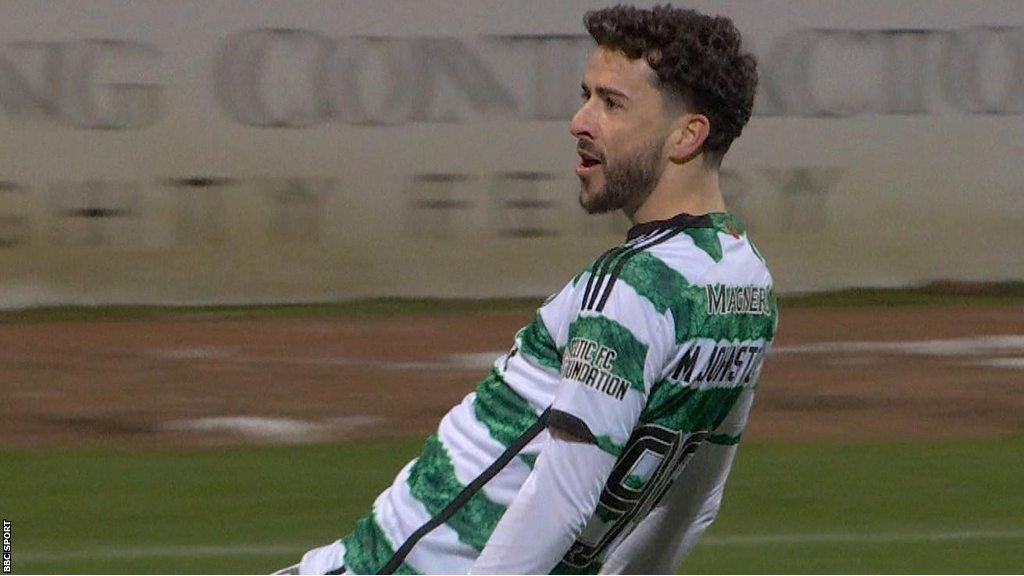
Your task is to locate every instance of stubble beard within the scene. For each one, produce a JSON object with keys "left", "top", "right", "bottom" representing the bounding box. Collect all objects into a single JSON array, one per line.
[{"left": 579, "top": 138, "right": 664, "bottom": 216}]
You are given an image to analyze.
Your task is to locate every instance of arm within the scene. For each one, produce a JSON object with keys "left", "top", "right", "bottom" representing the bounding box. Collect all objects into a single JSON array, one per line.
[
  {"left": 599, "top": 442, "right": 738, "bottom": 574},
  {"left": 471, "top": 428, "right": 615, "bottom": 575},
  {"left": 600, "top": 386, "right": 757, "bottom": 574},
  {"left": 473, "top": 260, "right": 673, "bottom": 573}
]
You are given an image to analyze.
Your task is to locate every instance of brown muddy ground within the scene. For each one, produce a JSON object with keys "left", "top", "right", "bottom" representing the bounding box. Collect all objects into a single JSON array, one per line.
[{"left": 2, "top": 305, "right": 1023, "bottom": 449}]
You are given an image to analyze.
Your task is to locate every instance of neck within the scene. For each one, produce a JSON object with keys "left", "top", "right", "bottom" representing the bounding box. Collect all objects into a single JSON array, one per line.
[{"left": 626, "top": 159, "right": 725, "bottom": 225}]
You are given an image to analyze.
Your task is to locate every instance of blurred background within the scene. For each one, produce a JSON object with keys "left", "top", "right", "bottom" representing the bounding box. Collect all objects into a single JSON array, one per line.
[{"left": 1, "top": 1, "right": 1022, "bottom": 573}]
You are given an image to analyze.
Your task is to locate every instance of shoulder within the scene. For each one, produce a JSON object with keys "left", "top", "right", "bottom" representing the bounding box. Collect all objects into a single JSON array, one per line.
[
  {"left": 560, "top": 238, "right": 701, "bottom": 366},
  {"left": 574, "top": 233, "right": 710, "bottom": 317}
]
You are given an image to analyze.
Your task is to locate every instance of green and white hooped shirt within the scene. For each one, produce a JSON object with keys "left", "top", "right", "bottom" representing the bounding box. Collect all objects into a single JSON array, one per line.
[{"left": 331, "top": 211, "right": 778, "bottom": 575}]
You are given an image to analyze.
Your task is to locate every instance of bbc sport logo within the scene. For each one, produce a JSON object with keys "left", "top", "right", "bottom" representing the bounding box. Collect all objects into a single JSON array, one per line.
[{"left": 2, "top": 519, "right": 10, "bottom": 574}]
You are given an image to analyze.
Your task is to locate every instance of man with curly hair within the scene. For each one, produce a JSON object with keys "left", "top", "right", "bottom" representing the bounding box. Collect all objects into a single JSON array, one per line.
[{"left": 286, "top": 4, "right": 775, "bottom": 574}]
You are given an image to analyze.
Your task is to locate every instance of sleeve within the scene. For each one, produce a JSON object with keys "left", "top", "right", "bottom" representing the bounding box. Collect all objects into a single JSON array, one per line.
[
  {"left": 549, "top": 276, "right": 674, "bottom": 458},
  {"left": 470, "top": 431, "right": 616, "bottom": 575},
  {"left": 597, "top": 442, "right": 738, "bottom": 574},
  {"left": 296, "top": 539, "right": 346, "bottom": 574},
  {"left": 598, "top": 386, "right": 757, "bottom": 574},
  {"left": 472, "top": 268, "right": 677, "bottom": 574}
]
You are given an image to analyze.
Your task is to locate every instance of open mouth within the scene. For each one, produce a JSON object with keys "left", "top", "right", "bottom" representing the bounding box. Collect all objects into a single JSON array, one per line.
[{"left": 577, "top": 151, "right": 603, "bottom": 173}]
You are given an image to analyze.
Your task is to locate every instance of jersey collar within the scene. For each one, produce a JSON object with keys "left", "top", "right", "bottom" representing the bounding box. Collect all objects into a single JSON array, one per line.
[{"left": 625, "top": 211, "right": 746, "bottom": 241}]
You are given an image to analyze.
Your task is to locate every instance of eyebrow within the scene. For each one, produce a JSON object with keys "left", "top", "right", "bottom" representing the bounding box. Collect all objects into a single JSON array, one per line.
[{"left": 581, "top": 83, "right": 630, "bottom": 101}]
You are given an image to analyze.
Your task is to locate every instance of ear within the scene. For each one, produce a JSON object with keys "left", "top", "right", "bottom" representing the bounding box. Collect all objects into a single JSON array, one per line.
[{"left": 667, "top": 113, "right": 710, "bottom": 164}]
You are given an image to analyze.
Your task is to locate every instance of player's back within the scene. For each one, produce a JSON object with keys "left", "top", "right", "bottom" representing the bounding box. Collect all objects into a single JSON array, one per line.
[
  {"left": 552, "top": 212, "right": 774, "bottom": 569},
  {"left": 552, "top": 212, "right": 777, "bottom": 573}
]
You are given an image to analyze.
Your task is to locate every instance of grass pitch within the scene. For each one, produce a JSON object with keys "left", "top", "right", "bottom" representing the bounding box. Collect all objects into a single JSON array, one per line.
[
  {"left": 4, "top": 437, "right": 1022, "bottom": 574},
  {"left": 3, "top": 286, "right": 1022, "bottom": 573}
]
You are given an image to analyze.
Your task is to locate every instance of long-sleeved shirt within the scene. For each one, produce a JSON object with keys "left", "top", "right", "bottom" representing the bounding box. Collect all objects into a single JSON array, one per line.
[{"left": 298, "top": 211, "right": 777, "bottom": 575}]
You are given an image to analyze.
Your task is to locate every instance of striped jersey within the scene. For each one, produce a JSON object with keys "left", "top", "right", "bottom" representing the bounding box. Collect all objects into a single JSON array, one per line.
[{"left": 338, "top": 212, "right": 778, "bottom": 574}]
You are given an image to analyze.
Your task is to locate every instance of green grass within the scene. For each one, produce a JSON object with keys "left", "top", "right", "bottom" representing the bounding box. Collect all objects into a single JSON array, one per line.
[
  {"left": 684, "top": 438, "right": 1024, "bottom": 573},
  {"left": 779, "top": 281, "right": 1024, "bottom": 308},
  {"left": 3, "top": 437, "right": 1023, "bottom": 574},
  {"left": 2, "top": 282, "right": 1023, "bottom": 324},
  {"left": 0, "top": 298, "right": 542, "bottom": 324}
]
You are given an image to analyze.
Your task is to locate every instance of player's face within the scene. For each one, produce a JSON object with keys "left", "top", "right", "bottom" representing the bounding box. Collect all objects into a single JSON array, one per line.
[{"left": 571, "top": 47, "right": 672, "bottom": 215}]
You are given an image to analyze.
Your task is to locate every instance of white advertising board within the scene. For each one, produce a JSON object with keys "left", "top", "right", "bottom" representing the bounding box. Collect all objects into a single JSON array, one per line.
[{"left": 0, "top": 1, "right": 1021, "bottom": 306}]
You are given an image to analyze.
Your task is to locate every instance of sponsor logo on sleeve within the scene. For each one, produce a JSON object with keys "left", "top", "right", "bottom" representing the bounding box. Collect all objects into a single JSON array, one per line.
[{"left": 561, "top": 337, "right": 631, "bottom": 400}]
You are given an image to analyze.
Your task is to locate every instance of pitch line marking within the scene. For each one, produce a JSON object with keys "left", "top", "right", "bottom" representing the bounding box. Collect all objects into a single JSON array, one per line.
[
  {"left": 16, "top": 529, "right": 1024, "bottom": 563},
  {"left": 16, "top": 544, "right": 302, "bottom": 562},
  {"left": 152, "top": 348, "right": 502, "bottom": 372},
  {"left": 699, "top": 529, "right": 1024, "bottom": 545},
  {"left": 975, "top": 357, "right": 1024, "bottom": 369},
  {"left": 774, "top": 335, "right": 1024, "bottom": 357},
  {"left": 162, "top": 415, "right": 385, "bottom": 441}
]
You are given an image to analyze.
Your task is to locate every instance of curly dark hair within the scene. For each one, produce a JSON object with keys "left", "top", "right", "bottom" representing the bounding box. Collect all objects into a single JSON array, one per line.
[{"left": 585, "top": 4, "right": 758, "bottom": 167}]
